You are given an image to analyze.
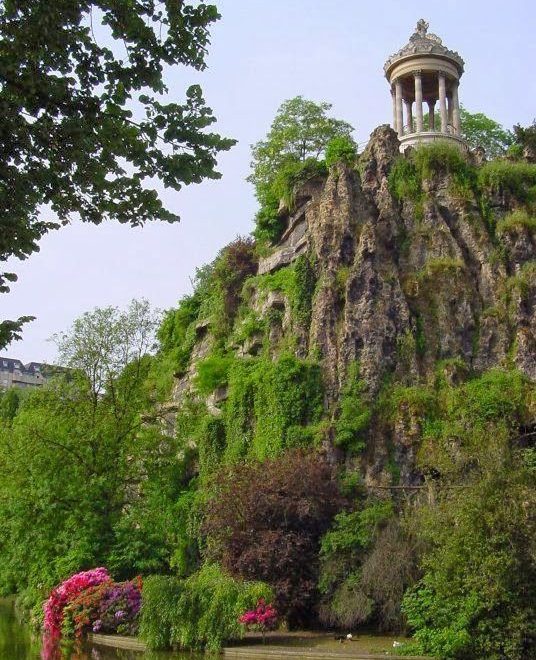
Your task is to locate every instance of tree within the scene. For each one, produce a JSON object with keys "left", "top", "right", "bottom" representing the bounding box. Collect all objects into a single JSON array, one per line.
[
  {"left": 460, "top": 106, "right": 513, "bottom": 158},
  {"left": 0, "top": 300, "right": 164, "bottom": 596},
  {"left": 248, "top": 96, "right": 354, "bottom": 204},
  {"left": 0, "top": 1, "right": 235, "bottom": 348},
  {"left": 402, "top": 446, "right": 536, "bottom": 660},
  {"left": 203, "top": 449, "right": 344, "bottom": 626},
  {"left": 512, "top": 120, "right": 536, "bottom": 161}
]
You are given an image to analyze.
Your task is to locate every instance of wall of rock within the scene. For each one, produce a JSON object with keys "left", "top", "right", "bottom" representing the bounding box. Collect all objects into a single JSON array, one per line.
[{"left": 167, "top": 125, "right": 535, "bottom": 485}]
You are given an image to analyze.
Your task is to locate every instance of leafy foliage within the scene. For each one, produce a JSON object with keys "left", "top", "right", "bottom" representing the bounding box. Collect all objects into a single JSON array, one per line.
[
  {"left": 512, "top": 119, "right": 536, "bottom": 157},
  {"left": 402, "top": 450, "right": 536, "bottom": 660},
  {"left": 249, "top": 96, "right": 354, "bottom": 196},
  {"left": 317, "top": 501, "right": 419, "bottom": 631},
  {"left": 139, "top": 575, "right": 183, "bottom": 650},
  {"left": 389, "top": 142, "right": 476, "bottom": 214},
  {"left": 251, "top": 253, "right": 317, "bottom": 329},
  {"left": 460, "top": 107, "right": 513, "bottom": 158},
  {"left": 0, "top": 1, "right": 234, "bottom": 348},
  {"left": 195, "top": 353, "right": 235, "bottom": 395},
  {"left": 325, "top": 135, "right": 358, "bottom": 167},
  {"left": 203, "top": 449, "right": 343, "bottom": 626},
  {"left": 496, "top": 209, "right": 536, "bottom": 235},
  {"left": 334, "top": 363, "right": 371, "bottom": 452},
  {"left": 0, "top": 302, "right": 162, "bottom": 597},
  {"left": 224, "top": 353, "right": 324, "bottom": 462},
  {"left": 249, "top": 97, "right": 353, "bottom": 242},
  {"left": 140, "top": 566, "right": 272, "bottom": 651},
  {"left": 477, "top": 160, "right": 536, "bottom": 205}
]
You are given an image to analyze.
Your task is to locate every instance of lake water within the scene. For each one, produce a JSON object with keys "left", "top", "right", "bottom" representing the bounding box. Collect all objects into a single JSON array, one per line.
[{"left": 0, "top": 598, "right": 202, "bottom": 659}]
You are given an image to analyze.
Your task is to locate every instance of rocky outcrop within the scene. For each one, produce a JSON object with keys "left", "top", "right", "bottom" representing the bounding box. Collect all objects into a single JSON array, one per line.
[{"left": 169, "top": 124, "right": 535, "bottom": 484}]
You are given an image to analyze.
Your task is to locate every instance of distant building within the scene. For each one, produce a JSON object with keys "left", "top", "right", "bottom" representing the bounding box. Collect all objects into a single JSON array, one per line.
[{"left": 0, "top": 358, "right": 52, "bottom": 390}]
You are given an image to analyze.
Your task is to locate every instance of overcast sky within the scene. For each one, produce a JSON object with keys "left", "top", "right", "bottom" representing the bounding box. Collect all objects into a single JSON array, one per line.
[{"left": 2, "top": 0, "right": 535, "bottom": 364}]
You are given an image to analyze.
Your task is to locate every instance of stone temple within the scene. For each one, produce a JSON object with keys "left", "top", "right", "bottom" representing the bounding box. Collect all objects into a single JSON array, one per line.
[{"left": 384, "top": 19, "right": 467, "bottom": 151}]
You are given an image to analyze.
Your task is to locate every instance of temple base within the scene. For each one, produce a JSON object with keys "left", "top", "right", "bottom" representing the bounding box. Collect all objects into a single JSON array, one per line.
[{"left": 398, "top": 131, "right": 467, "bottom": 153}]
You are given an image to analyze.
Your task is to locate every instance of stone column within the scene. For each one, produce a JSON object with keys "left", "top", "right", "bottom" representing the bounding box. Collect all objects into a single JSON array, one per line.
[
  {"left": 391, "top": 86, "right": 397, "bottom": 130},
  {"left": 414, "top": 71, "right": 423, "bottom": 133},
  {"left": 427, "top": 100, "right": 436, "bottom": 130},
  {"left": 438, "top": 71, "right": 448, "bottom": 133},
  {"left": 451, "top": 80, "right": 461, "bottom": 135},
  {"left": 404, "top": 100, "right": 413, "bottom": 133},
  {"left": 395, "top": 78, "right": 403, "bottom": 136}
]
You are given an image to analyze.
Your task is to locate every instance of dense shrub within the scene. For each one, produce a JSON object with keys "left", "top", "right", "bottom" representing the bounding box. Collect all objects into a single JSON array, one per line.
[
  {"left": 251, "top": 253, "right": 317, "bottom": 328},
  {"left": 496, "top": 209, "right": 536, "bottom": 234},
  {"left": 253, "top": 159, "right": 328, "bottom": 244},
  {"left": 319, "top": 501, "right": 406, "bottom": 629},
  {"left": 203, "top": 449, "right": 344, "bottom": 626},
  {"left": 194, "top": 353, "right": 235, "bottom": 394},
  {"left": 62, "top": 577, "right": 142, "bottom": 638},
  {"left": 395, "top": 369, "right": 536, "bottom": 659},
  {"left": 389, "top": 143, "right": 476, "bottom": 212},
  {"left": 402, "top": 456, "right": 536, "bottom": 660},
  {"left": 140, "top": 567, "right": 271, "bottom": 651},
  {"left": 325, "top": 135, "right": 357, "bottom": 167},
  {"left": 139, "top": 575, "right": 183, "bottom": 650},
  {"left": 478, "top": 160, "right": 536, "bottom": 203}
]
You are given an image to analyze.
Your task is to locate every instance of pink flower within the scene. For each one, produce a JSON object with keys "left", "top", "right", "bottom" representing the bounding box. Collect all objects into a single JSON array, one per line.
[
  {"left": 43, "top": 568, "right": 111, "bottom": 638},
  {"left": 238, "top": 599, "right": 278, "bottom": 632}
]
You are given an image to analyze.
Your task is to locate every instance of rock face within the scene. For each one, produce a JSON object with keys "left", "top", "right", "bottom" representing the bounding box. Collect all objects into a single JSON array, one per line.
[
  {"left": 169, "top": 125, "right": 535, "bottom": 484},
  {"left": 260, "top": 126, "right": 534, "bottom": 396}
]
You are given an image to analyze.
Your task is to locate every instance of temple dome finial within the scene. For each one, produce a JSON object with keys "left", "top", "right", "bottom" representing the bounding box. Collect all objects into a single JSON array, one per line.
[{"left": 415, "top": 19, "right": 429, "bottom": 37}]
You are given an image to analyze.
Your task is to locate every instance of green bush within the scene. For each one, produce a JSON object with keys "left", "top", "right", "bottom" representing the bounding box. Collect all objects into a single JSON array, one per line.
[
  {"left": 139, "top": 575, "right": 183, "bottom": 650},
  {"left": 195, "top": 353, "right": 235, "bottom": 395},
  {"left": 399, "top": 369, "right": 536, "bottom": 659},
  {"left": 325, "top": 135, "right": 357, "bottom": 167},
  {"left": 252, "top": 253, "right": 317, "bottom": 328},
  {"left": 388, "top": 156, "right": 423, "bottom": 204},
  {"left": 478, "top": 160, "right": 536, "bottom": 203},
  {"left": 140, "top": 568, "right": 271, "bottom": 652},
  {"left": 413, "top": 142, "right": 475, "bottom": 187},
  {"left": 173, "top": 564, "right": 272, "bottom": 651},
  {"left": 496, "top": 209, "right": 536, "bottom": 234},
  {"left": 271, "top": 158, "right": 328, "bottom": 210},
  {"left": 389, "top": 143, "right": 476, "bottom": 213},
  {"left": 198, "top": 416, "right": 226, "bottom": 477},
  {"left": 319, "top": 501, "right": 397, "bottom": 628},
  {"left": 253, "top": 159, "right": 327, "bottom": 244},
  {"left": 402, "top": 463, "right": 536, "bottom": 660}
]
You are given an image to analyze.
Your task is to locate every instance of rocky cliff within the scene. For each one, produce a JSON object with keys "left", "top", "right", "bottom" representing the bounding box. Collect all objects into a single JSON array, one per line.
[{"left": 165, "top": 125, "right": 536, "bottom": 486}]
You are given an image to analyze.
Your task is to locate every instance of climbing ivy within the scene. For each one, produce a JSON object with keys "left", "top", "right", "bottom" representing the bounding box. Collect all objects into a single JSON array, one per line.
[
  {"left": 223, "top": 353, "right": 324, "bottom": 462},
  {"left": 334, "top": 363, "right": 371, "bottom": 453},
  {"left": 250, "top": 253, "right": 317, "bottom": 329}
]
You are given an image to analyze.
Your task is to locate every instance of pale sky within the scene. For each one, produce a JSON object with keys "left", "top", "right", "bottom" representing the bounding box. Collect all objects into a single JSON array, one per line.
[{"left": 2, "top": 0, "right": 535, "bottom": 364}]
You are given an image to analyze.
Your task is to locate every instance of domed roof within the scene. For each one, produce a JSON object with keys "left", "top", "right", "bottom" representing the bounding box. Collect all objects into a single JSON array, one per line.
[{"left": 384, "top": 19, "right": 464, "bottom": 78}]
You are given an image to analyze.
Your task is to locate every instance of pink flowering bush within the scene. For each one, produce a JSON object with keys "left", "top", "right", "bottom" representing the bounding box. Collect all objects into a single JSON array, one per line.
[
  {"left": 63, "top": 577, "right": 142, "bottom": 638},
  {"left": 239, "top": 598, "right": 278, "bottom": 634},
  {"left": 43, "top": 567, "right": 110, "bottom": 638}
]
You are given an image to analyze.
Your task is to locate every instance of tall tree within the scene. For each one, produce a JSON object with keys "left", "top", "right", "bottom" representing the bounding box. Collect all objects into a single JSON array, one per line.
[
  {"left": 0, "top": 300, "right": 162, "bottom": 593},
  {"left": 203, "top": 449, "right": 343, "bottom": 626},
  {"left": 0, "top": 1, "right": 235, "bottom": 347},
  {"left": 460, "top": 106, "right": 513, "bottom": 158},
  {"left": 248, "top": 96, "right": 354, "bottom": 203}
]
